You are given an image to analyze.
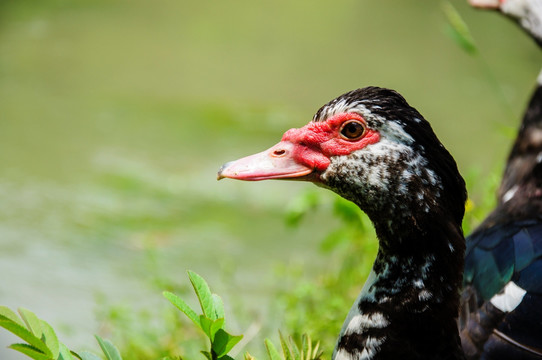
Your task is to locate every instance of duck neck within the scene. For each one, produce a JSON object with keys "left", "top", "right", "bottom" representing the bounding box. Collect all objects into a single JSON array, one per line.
[
  {"left": 333, "top": 216, "right": 465, "bottom": 360},
  {"left": 485, "top": 83, "right": 542, "bottom": 226}
]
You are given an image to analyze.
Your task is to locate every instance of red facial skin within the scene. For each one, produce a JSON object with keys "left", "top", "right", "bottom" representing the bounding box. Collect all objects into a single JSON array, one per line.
[
  {"left": 217, "top": 112, "right": 380, "bottom": 182},
  {"left": 281, "top": 112, "right": 380, "bottom": 172}
]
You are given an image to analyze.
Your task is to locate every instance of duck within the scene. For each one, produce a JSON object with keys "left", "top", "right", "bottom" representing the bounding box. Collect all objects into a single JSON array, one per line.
[
  {"left": 218, "top": 86, "right": 468, "bottom": 360},
  {"left": 469, "top": 0, "right": 542, "bottom": 46},
  {"left": 459, "top": 78, "right": 542, "bottom": 360},
  {"left": 457, "top": 2, "right": 542, "bottom": 359}
]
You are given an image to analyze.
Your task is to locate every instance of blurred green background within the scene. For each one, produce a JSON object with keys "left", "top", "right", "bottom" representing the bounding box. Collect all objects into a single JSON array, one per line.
[{"left": 1, "top": 0, "right": 541, "bottom": 359}]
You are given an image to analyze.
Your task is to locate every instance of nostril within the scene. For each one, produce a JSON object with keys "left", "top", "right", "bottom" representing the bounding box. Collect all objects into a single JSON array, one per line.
[{"left": 273, "top": 149, "right": 286, "bottom": 157}]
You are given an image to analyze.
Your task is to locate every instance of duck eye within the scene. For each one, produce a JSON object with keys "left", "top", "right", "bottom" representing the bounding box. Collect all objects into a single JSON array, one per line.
[{"left": 340, "top": 120, "right": 365, "bottom": 140}]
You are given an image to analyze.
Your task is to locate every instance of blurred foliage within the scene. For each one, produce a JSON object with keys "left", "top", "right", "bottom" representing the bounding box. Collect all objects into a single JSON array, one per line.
[
  {"left": 1, "top": 273, "right": 322, "bottom": 360},
  {"left": 0, "top": 305, "right": 124, "bottom": 360},
  {"left": 443, "top": 1, "right": 478, "bottom": 56},
  {"left": 277, "top": 190, "right": 378, "bottom": 351}
]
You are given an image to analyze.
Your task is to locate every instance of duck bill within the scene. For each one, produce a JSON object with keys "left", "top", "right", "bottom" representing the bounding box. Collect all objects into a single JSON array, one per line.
[
  {"left": 217, "top": 141, "right": 314, "bottom": 181},
  {"left": 468, "top": 0, "right": 500, "bottom": 9}
]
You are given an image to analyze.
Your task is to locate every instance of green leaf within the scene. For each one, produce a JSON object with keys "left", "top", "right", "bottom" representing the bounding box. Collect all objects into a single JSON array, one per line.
[
  {"left": 78, "top": 351, "right": 103, "bottom": 360},
  {"left": 163, "top": 291, "right": 200, "bottom": 328},
  {"left": 95, "top": 335, "right": 122, "bottom": 360},
  {"left": 289, "top": 335, "right": 301, "bottom": 360},
  {"left": 0, "top": 306, "right": 25, "bottom": 327},
  {"left": 265, "top": 339, "right": 283, "bottom": 360},
  {"left": 218, "top": 355, "right": 235, "bottom": 360},
  {"left": 199, "top": 315, "right": 224, "bottom": 341},
  {"left": 18, "top": 308, "right": 44, "bottom": 339},
  {"left": 200, "top": 350, "right": 213, "bottom": 360},
  {"left": 59, "top": 344, "right": 78, "bottom": 360},
  {"left": 244, "top": 353, "right": 256, "bottom": 360},
  {"left": 0, "top": 320, "right": 51, "bottom": 356},
  {"left": 212, "top": 294, "right": 225, "bottom": 321},
  {"left": 80, "top": 351, "right": 102, "bottom": 360},
  {"left": 442, "top": 0, "right": 477, "bottom": 55},
  {"left": 41, "top": 319, "right": 60, "bottom": 359},
  {"left": 188, "top": 271, "right": 215, "bottom": 320},
  {"left": 311, "top": 342, "right": 321, "bottom": 360},
  {"left": 212, "top": 329, "right": 243, "bottom": 358},
  {"left": 279, "top": 332, "right": 293, "bottom": 360},
  {"left": 69, "top": 349, "right": 83, "bottom": 360},
  {"left": 8, "top": 343, "right": 50, "bottom": 360},
  {"left": 301, "top": 335, "right": 310, "bottom": 360}
]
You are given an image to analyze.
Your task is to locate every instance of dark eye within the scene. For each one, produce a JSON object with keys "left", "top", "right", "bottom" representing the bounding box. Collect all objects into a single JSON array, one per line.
[{"left": 340, "top": 120, "right": 365, "bottom": 140}]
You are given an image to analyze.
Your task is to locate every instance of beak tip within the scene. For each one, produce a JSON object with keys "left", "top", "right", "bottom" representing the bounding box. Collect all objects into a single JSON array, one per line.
[{"left": 217, "top": 161, "right": 234, "bottom": 181}]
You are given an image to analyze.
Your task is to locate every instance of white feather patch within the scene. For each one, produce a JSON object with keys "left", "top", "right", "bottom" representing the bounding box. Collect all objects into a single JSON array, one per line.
[
  {"left": 334, "top": 349, "right": 356, "bottom": 360},
  {"left": 490, "top": 281, "right": 527, "bottom": 312},
  {"left": 343, "top": 313, "right": 390, "bottom": 335},
  {"left": 502, "top": 185, "right": 518, "bottom": 203}
]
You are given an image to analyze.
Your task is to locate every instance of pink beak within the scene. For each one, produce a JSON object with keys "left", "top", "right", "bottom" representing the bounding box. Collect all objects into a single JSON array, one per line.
[
  {"left": 468, "top": 0, "right": 501, "bottom": 9},
  {"left": 217, "top": 141, "right": 314, "bottom": 181}
]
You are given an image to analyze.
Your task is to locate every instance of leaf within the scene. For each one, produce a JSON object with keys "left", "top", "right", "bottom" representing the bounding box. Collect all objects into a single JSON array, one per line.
[
  {"left": 301, "top": 335, "right": 309, "bottom": 360},
  {"left": 311, "top": 342, "right": 321, "bottom": 360},
  {"left": 0, "top": 320, "right": 51, "bottom": 356},
  {"left": 18, "top": 308, "right": 44, "bottom": 339},
  {"left": 289, "top": 335, "right": 301, "bottom": 360},
  {"left": 78, "top": 351, "right": 104, "bottom": 360},
  {"left": 163, "top": 291, "right": 200, "bottom": 328},
  {"left": 59, "top": 344, "right": 79, "bottom": 360},
  {"left": 95, "top": 335, "right": 122, "bottom": 360},
  {"left": 41, "top": 319, "right": 60, "bottom": 359},
  {"left": 69, "top": 349, "right": 84, "bottom": 360},
  {"left": 244, "top": 352, "right": 256, "bottom": 360},
  {"left": 8, "top": 343, "right": 50, "bottom": 360},
  {"left": 265, "top": 339, "right": 283, "bottom": 360},
  {"left": 279, "top": 332, "right": 293, "bottom": 360},
  {"left": 0, "top": 306, "right": 25, "bottom": 327},
  {"left": 212, "top": 329, "right": 243, "bottom": 358},
  {"left": 199, "top": 315, "right": 224, "bottom": 341},
  {"left": 442, "top": 0, "right": 477, "bottom": 55},
  {"left": 188, "top": 271, "right": 215, "bottom": 320},
  {"left": 212, "top": 294, "right": 225, "bottom": 321},
  {"left": 200, "top": 350, "right": 213, "bottom": 360},
  {"left": 218, "top": 355, "right": 235, "bottom": 360}
]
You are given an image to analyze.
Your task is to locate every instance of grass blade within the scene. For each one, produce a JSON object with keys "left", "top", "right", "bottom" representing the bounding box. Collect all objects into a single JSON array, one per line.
[
  {"left": 279, "top": 332, "right": 293, "bottom": 360},
  {"left": 265, "top": 339, "right": 282, "bottom": 360},
  {"left": 442, "top": 0, "right": 477, "bottom": 55}
]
